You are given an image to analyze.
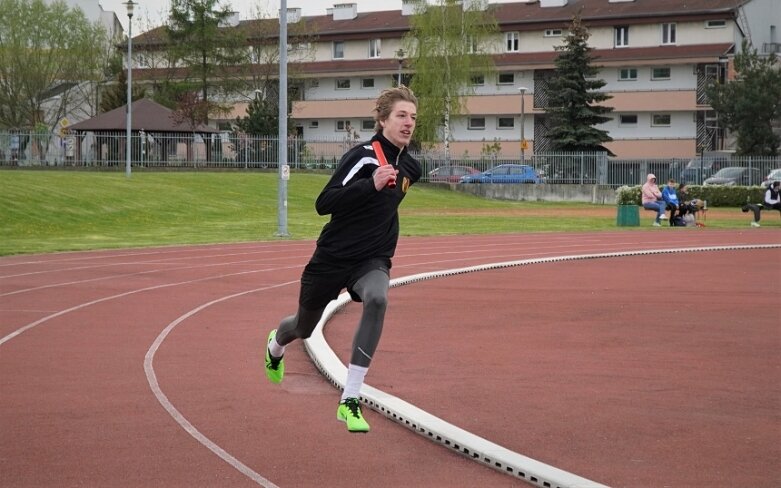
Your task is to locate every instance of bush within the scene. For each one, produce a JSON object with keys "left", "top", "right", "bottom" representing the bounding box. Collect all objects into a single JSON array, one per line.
[{"left": 615, "top": 185, "right": 766, "bottom": 206}]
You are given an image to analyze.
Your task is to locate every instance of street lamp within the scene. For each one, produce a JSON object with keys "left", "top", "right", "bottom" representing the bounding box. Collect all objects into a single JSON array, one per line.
[
  {"left": 518, "top": 86, "right": 528, "bottom": 162},
  {"left": 395, "top": 48, "right": 405, "bottom": 86},
  {"left": 124, "top": 0, "right": 135, "bottom": 177}
]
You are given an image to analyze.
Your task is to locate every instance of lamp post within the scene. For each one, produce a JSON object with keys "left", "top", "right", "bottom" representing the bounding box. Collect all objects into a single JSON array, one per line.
[
  {"left": 518, "top": 86, "right": 528, "bottom": 162},
  {"left": 395, "top": 48, "right": 405, "bottom": 86},
  {"left": 124, "top": 0, "right": 135, "bottom": 178}
]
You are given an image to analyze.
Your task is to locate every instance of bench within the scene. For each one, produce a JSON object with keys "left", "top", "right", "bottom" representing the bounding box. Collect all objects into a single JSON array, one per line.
[{"left": 644, "top": 202, "right": 702, "bottom": 226}]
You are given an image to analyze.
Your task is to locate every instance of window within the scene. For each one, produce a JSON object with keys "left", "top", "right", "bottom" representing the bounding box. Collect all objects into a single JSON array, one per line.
[
  {"left": 661, "top": 23, "right": 676, "bottom": 45},
  {"left": 619, "top": 114, "right": 638, "bottom": 126},
  {"left": 336, "top": 120, "right": 351, "bottom": 131},
  {"left": 706, "top": 20, "right": 726, "bottom": 29},
  {"left": 466, "top": 35, "right": 478, "bottom": 54},
  {"left": 470, "top": 74, "right": 485, "bottom": 86},
  {"left": 368, "top": 39, "right": 381, "bottom": 58},
  {"left": 652, "top": 114, "right": 671, "bottom": 127},
  {"left": 468, "top": 117, "right": 486, "bottom": 130},
  {"left": 505, "top": 32, "right": 519, "bottom": 52},
  {"left": 544, "top": 29, "right": 562, "bottom": 37},
  {"left": 309, "top": 120, "right": 319, "bottom": 128},
  {"left": 333, "top": 41, "right": 344, "bottom": 59},
  {"left": 361, "top": 120, "right": 374, "bottom": 131},
  {"left": 614, "top": 26, "right": 629, "bottom": 47},
  {"left": 335, "top": 79, "right": 350, "bottom": 89},
  {"left": 497, "top": 117, "right": 515, "bottom": 129},
  {"left": 651, "top": 67, "right": 671, "bottom": 80},
  {"left": 361, "top": 78, "right": 375, "bottom": 88},
  {"left": 497, "top": 72, "right": 514, "bottom": 85},
  {"left": 619, "top": 68, "right": 638, "bottom": 81}
]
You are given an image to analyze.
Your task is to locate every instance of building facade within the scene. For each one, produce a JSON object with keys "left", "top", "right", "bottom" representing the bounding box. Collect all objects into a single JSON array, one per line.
[{"left": 131, "top": 0, "right": 780, "bottom": 158}]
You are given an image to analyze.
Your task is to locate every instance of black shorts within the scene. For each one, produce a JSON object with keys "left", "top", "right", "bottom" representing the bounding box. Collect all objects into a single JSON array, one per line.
[{"left": 299, "top": 257, "right": 391, "bottom": 310}]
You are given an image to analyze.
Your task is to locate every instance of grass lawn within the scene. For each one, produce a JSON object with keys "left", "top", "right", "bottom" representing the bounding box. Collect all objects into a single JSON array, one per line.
[{"left": 0, "top": 170, "right": 775, "bottom": 256}]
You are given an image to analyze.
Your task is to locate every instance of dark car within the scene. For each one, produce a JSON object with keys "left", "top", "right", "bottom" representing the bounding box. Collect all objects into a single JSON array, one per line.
[
  {"left": 460, "top": 164, "right": 543, "bottom": 184},
  {"left": 703, "top": 167, "right": 762, "bottom": 186},
  {"left": 680, "top": 157, "right": 727, "bottom": 184},
  {"left": 428, "top": 165, "right": 480, "bottom": 183}
]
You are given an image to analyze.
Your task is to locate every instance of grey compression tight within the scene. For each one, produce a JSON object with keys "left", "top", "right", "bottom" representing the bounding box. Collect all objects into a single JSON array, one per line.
[{"left": 274, "top": 269, "right": 389, "bottom": 368}]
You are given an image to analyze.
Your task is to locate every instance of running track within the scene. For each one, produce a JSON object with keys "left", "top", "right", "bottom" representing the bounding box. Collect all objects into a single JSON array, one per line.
[{"left": 1, "top": 230, "right": 779, "bottom": 487}]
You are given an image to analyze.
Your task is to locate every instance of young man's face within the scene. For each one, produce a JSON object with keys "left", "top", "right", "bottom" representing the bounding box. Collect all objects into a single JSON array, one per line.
[{"left": 381, "top": 101, "right": 417, "bottom": 149}]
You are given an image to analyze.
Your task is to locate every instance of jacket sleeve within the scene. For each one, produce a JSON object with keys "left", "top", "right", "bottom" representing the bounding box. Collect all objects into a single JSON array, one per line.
[{"left": 315, "top": 149, "right": 378, "bottom": 215}]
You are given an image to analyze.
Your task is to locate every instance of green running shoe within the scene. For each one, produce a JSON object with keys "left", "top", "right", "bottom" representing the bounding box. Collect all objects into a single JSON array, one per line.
[
  {"left": 264, "top": 329, "right": 284, "bottom": 384},
  {"left": 337, "top": 397, "right": 370, "bottom": 433}
]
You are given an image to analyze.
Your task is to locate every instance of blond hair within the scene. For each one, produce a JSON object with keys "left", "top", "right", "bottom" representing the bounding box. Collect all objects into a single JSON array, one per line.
[{"left": 373, "top": 85, "right": 418, "bottom": 133}]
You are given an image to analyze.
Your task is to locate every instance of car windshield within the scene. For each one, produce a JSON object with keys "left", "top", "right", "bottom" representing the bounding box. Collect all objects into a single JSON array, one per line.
[
  {"left": 712, "top": 168, "right": 743, "bottom": 178},
  {"left": 768, "top": 169, "right": 781, "bottom": 178}
]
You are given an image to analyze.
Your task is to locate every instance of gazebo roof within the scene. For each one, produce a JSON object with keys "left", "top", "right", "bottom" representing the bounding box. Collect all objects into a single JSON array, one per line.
[{"left": 69, "top": 98, "right": 218, "bottom": 133}]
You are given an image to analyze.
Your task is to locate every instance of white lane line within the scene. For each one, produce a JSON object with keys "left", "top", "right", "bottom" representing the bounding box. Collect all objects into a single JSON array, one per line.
[
  {"left": 304, "top": 244, "right": 780, "bottom": 488},
  {"left": 0, "top": 265, "right": 301, "bottom": 347},
  {"left": 144, "top": 281, "right": 297, "bottom": 488}
]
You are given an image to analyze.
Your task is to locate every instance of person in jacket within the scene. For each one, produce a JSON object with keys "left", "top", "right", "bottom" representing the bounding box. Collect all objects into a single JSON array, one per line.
[
  {"left": 641, "top": 173, "right": 667, "bottom": 226},
  {"left": 263, "top": 86, "right": 421, "bottom": 433},
  {"left": 661, "top": 178, "right": 680, "bottom": 226}
]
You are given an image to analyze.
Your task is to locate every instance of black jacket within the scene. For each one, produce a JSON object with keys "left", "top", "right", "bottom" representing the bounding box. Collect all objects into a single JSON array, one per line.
[{"left": 312, "top": 133, "right": 421, "bottom": 265}]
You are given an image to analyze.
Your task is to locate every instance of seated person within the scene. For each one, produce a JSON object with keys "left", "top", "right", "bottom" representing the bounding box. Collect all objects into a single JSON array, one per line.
[
  {"left": 662, "top": 179, "right": 681, "bottom": 226},
  {"left": 641, "top": 173, "right": 667, "bottom": 226},
  {"left": 677, "top": 183, "right": 691, "bottom": 217},
  {"left": 741, "top": 181, "right": 780, "bottom": 227},
  {"left": 765, "top": 180, "right": 781, "bottom": 211}
]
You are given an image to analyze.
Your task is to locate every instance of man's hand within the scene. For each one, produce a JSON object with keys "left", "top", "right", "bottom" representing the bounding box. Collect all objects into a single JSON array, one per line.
[{"left": 373, "top": 166, "right": 398, "bottom": 191}]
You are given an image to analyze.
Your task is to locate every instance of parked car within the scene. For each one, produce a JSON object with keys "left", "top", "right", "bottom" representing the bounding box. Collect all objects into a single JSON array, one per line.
[
  {"left": 703, "top": 167, "right": 762, "bottom": 186},
  {"left": 761, "top": 168, "right": 781, "bottom": 188},
  {"left": 460, "top": 164, "right": 543, "bottom": 184},
  {"left": 428, "top": 165, "right": 480, "bottom": 183},
  {"left": 680, "top": 157, "right": 728, "bottom": 184}
]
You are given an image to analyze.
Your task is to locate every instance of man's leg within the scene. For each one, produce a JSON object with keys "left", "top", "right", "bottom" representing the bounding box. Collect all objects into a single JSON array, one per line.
[
  {"left": 336, "top": 269, "right": 389, "bottom": 433},
  {"left": 265, "top": 306, "right": 325, "bottom": 384}
]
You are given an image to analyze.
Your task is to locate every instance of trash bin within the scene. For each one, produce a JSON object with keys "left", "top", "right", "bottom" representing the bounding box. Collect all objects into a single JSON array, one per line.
[{"left": 616, "top": 204, "right": 640, "bottom": 226}]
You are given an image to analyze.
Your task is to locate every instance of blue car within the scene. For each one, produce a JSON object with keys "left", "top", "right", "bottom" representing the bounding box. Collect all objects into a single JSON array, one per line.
[{"left": 459, "top": 164, "right": 543, "bottom": 184}]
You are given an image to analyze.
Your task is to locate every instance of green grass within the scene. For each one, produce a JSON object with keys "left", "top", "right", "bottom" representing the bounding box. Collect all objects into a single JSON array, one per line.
[{"left": 0, "top": 170, "right": 775, "bottom": 256}]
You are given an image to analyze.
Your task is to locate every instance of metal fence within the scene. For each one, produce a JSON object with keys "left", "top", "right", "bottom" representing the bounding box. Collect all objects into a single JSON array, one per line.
[{"left": 1, "top": 131, "right": 779, "bottom": 187}]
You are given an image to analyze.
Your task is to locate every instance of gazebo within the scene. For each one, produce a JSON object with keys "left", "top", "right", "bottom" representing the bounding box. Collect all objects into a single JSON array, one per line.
[{"left": 68, "top": 98, "right": 218, "bottom": 165}]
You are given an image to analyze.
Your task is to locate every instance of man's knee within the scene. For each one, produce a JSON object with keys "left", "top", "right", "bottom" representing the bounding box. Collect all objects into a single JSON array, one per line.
[{"left": 362, "top": 290, "right": 388, "bottom": 312}]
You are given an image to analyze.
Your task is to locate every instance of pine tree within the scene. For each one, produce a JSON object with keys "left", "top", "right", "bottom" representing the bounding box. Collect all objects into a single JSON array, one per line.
[
  {"left": 166, "top": 0, "right": 247, "bottom": 124},
  {"left": 546, "top": 14, "right": 613, "bottom": 153},
  {"left": 99, "top": 64, "right": 146, "bottom": 113},
  {"left": 706, "top": 41, "right": 781, "bottom": 156},
  {"left": 405, "top": 0, "right": 498, "bottom": 155}
]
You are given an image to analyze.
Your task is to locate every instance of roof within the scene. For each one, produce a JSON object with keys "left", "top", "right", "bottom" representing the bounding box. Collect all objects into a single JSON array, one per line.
[
  {"left": 132, "top": 0, "right": 747, "bottom": 46},
  {"left": 69, "top": 98, "right": 217, "bottom": 133}
]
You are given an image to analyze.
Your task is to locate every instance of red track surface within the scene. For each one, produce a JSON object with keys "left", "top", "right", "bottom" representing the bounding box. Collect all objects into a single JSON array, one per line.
[{"left": 1, "top": 230, "right": 779, "bottom": 488}]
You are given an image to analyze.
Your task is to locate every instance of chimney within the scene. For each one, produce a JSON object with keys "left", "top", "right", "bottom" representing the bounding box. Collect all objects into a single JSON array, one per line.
[
  {"left": 540, "top": 0, "right": 567, "bottom": 7},
  {"left": 332, "top": 3, "right": 357, "bottom": 21},
  {"left": 401, "top": 0, "right": 422, "bottom": 16},
  {"left": 287, "top": 7, "right": 301, "bottom": 23}
]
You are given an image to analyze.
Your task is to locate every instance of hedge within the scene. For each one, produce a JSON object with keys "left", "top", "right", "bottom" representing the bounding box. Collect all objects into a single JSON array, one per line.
[{"left": 615, "top": 185, "right": 767, "bottom": 207}]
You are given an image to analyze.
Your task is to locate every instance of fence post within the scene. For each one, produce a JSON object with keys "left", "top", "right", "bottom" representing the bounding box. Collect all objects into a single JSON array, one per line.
[{"left": 580, "top": 152, "right": 584, "bottom": 184}]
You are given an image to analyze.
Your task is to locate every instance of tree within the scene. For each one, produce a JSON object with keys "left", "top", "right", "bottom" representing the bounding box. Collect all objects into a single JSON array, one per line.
[
  {"left": 0, "top": 0, "right": 108, "bottom": 129},
  {"left": 707, "top": 41, "right": 781, "bottom": 156},
  {"left": 99, "top": 53, "right": 147, "bottom": 113},
  {"left": 166, "top": 0, "right": 247, "bottom": 124},
  {"left": 405, "top": 0, "right": 498, "bottom": 154},
  {"left": 546, "top": 14, "right": 613, "bottom": 153}
]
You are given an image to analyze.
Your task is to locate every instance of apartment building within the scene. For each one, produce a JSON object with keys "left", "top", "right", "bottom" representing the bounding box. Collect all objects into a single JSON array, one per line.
[{"left": 131, "top": 0, "right": 780, "bottom": 158}]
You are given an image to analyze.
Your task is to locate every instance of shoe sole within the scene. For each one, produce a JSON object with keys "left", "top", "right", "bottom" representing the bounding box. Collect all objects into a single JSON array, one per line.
[{"left": 336, "top": 411, "right": 370, "bottom": 433}]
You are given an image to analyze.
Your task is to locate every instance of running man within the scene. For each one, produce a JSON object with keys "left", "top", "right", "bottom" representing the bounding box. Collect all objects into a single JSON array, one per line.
[{"left": 264, "top": 86, "right": 421, "bottom": 433}]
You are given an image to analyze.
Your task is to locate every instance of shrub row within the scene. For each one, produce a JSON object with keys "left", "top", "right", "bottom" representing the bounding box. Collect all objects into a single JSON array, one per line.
[{"left": 615, "top": 185, "right": 767, "bottom": 207}]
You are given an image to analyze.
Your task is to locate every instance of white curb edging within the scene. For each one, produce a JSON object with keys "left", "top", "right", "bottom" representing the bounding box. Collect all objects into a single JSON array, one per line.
[{"left": 304, "top": 244, "right": 779, "bottom": 488}]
